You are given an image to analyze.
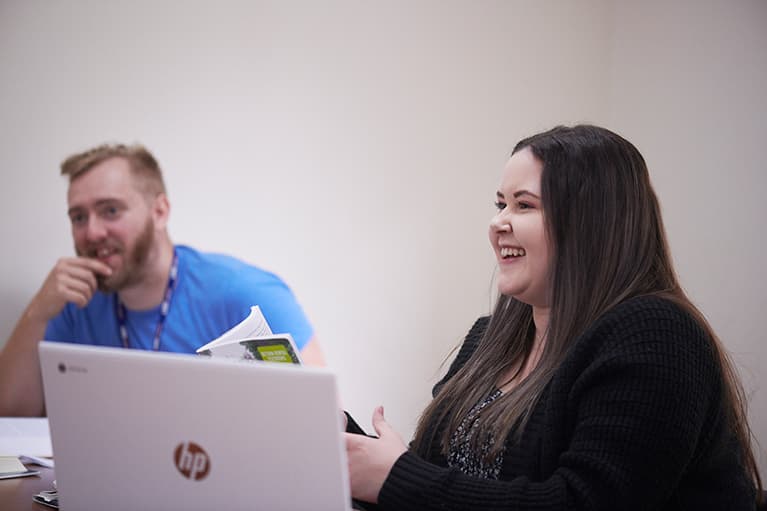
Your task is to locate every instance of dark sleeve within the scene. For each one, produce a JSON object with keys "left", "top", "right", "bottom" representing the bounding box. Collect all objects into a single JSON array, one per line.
[
  {"left": 378, "top": 300, "right": 735, "bottom": 511},
  {"left": 431, "top": 316, "right": 490, "bottom": 397},
  {"left": 351, "top": 318, "right": 488, "bottom": 511}
]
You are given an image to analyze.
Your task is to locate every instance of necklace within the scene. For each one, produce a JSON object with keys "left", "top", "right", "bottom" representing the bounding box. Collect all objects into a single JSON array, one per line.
[{"left": 115, "top": 248, "right": 179, "bottom": 351}]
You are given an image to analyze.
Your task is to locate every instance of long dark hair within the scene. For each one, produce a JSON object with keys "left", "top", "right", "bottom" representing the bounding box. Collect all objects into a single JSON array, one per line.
[{"left": 411, "top": 124, "right": 762, "bottom": 496}]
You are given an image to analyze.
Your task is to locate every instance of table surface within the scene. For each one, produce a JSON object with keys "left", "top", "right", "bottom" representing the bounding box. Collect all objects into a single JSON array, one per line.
[{"left": 0, "top": 465, "right": 56, "bottom": 511}]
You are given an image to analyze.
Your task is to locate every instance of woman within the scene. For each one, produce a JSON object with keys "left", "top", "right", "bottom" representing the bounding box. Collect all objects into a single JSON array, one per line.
[{"left": 345, "top": 125, "right": 762, "bottom": 510}]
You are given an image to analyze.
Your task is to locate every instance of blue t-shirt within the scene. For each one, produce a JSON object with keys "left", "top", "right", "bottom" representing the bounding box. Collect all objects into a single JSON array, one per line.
[{"left": 44, "top": 245, "right": 313, "bottom": 352}]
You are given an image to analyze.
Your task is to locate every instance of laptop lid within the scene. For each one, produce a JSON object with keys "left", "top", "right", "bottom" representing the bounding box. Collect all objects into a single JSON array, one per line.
[{"left": 39, "top": 341, "right": 352, "bottom": 511}]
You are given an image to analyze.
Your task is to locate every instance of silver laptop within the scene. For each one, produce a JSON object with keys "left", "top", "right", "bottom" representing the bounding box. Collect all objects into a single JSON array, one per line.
[{"left": 39, "top": 341, "right": 352, "bottom": 511}]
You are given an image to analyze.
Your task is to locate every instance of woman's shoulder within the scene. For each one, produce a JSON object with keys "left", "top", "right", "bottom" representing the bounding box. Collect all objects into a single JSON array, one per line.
[
  {"left": 593, "top": 294, "right": 707, "bottom": 340},
  {"left": 458, "top": 315, "right": 492, "bottom": 359},
  {"left": 431, "top": 316, "right": 491, "bottom": 397},
  {"left": 557, "top": 295, "right": 724, "bottom": 426},
  {"left": 465, "top": 315, "right": 491, "bottom": 343},
  {"left": 604, "top": 293, "right": 693, "bottom": 318},
  {"left": 572, "top": 294, "right": 715, "bottom": 367}
]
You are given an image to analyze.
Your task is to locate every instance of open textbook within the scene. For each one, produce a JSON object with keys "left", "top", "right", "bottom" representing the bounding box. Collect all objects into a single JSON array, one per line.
[{"left": 196, "top": 306, "right": 302, "bottom": 364}]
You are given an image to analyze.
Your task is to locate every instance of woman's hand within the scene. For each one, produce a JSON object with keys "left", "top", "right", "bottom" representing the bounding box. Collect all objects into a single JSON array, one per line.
[{"left": 345, "top": 406, "right": 407, "bottom": 503}]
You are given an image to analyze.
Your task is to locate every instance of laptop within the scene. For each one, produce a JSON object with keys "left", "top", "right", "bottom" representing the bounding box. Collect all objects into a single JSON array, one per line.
[{"left": 39, "top": 341, "right": 352, "bottom": 511}]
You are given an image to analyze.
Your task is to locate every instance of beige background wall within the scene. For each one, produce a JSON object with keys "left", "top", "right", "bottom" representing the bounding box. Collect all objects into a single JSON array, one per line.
[{"left": 1, "top": 0, "right": 764, "bottom": 476}]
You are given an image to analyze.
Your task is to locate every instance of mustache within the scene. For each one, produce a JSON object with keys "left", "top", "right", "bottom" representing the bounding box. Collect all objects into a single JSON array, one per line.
[{"left": 76, "top": 242, "right": 123, "bottom": 258}]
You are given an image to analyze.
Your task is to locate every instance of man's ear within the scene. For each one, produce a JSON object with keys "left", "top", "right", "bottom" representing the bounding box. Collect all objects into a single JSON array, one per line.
[{"left": 152, "top": 193, "right": 171, "bottom": 229}]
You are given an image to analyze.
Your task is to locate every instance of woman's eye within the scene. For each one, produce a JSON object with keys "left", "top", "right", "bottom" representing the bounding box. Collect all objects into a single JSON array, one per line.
[
  {"left": 516, "top": 201, "right": 533, "bottom": 210},
  {"left": 494, "top": 201, "right": 506, "bottom": 211}
]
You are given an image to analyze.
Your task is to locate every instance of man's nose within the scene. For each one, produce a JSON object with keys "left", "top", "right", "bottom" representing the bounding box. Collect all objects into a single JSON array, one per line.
[{"left": 84, "top": 217, "right": 107, "bottom": 242}]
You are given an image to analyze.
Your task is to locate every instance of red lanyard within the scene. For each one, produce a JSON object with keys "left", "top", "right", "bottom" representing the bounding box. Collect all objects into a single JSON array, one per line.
[{"left": 115, "top": 249, "right": 179, "bottom": 351}]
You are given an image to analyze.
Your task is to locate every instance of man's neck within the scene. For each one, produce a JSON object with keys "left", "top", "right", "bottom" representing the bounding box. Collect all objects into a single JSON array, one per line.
[{"left": 118, "top": 240, "right": 175, "bottom": 311}]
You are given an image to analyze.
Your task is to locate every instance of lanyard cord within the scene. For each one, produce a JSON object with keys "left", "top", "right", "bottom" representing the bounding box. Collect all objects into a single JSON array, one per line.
[{"left": 115, "top": 248, "right": 179, "bottom": 351}]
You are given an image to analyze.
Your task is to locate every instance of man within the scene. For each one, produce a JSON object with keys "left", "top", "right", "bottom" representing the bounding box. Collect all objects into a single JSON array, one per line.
[{"left": 0, "top": 144, "right": 324, "bottom": 416}]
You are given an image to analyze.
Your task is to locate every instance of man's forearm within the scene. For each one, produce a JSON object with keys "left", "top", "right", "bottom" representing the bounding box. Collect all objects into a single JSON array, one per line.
[{"left": 0, "top": 306, "right": 49, "bottom": 416}]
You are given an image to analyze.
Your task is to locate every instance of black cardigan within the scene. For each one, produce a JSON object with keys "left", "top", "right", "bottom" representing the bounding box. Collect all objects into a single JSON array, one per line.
[{"left": 374, "top": 296, "right": 756, "bottom": 510}]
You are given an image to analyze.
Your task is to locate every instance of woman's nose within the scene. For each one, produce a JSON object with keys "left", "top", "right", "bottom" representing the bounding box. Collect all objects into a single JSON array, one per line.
[{"left": 490, "top": 212, "right": 511, "bottom": 232}]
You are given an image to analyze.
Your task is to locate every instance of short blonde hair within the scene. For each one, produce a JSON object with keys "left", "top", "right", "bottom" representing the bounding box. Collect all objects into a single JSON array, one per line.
[{"left": 60, "top": 143, "right": 167, "bottom": 197}]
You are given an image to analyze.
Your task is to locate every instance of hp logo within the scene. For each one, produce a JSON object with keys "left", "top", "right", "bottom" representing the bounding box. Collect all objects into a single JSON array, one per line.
[{"left": 174, "top": 442, "right": 211, "bottom": 481}]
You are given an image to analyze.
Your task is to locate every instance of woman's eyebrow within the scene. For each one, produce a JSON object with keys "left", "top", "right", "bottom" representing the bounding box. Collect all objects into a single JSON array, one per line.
[{"left": 513, "top": 190, "right": 540, "bottom": 199}]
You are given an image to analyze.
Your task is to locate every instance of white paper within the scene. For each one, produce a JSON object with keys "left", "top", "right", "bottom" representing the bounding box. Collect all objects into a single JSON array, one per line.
[
  {"left": 0, "top": 455, "right": 26, "bottom": 473},
  {"left": 0, "top": 417, "right": 53, "bottom": 457},
  {"left": 196, "top": 305, "right": 273, "bottom": 354}
]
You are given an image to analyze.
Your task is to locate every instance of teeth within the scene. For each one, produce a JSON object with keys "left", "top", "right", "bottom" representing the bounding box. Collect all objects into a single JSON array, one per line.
[
  {"left": 97, "top": 248, "right": 112, "bottom": 257},
  {"left": 501, "top": 247, "right": 526, "bottom": 258}
]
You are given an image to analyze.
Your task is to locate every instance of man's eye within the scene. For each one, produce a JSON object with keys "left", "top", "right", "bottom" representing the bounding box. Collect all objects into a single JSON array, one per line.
[
  {"left": 494, "top": 201, "right": 506, "bottom": 211},
  {"left": 102, "top": 206, "right": 119, "bottom": 218},
  {"left": 70, "top": 214, "right": 86, "bottom": 225}
]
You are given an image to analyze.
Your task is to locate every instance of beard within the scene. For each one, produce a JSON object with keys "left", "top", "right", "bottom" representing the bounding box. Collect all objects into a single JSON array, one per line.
[{"left": 76, "top": 218, "right": 155, "bottom": 293}]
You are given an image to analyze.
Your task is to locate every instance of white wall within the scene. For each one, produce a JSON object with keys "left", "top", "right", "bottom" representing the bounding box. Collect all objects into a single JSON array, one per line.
[
  {"left": 607, "top": 0, "right": 767, "bottom": 474},
  {"left": 0, "top": 0, "right": 763, "bottom": 476}
]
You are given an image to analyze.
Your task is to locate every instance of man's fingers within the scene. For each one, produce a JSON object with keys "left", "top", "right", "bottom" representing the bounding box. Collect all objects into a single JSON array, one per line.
[
  {"left": 65, "top": 262, "right": 107, "bottom": 293},
  {"left": 64, "top": 257, "right": 112, "bottom": 278},
  {"left": 58, "top": 274, "right": 96, "bottom": 307},
  {"left": 76, "top": 257, "right": 113, "bottom": 277},
  {"left": 53, "top": 257, "right": 113, "bottom": 294},
  {"left": 39, "top": 258, "right": 108, "bottom": 312}
]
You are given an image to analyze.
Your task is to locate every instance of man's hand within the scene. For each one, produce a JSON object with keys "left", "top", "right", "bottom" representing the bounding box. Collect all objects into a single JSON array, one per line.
[
  {"left": 0, "top": 256, "right": 112, "bottom": 416},
  {"left": 345, "top": 406, "right": 407, "bottom": 504},
  {"left": 28, "top": 257, "right": 112, "bottom": 321}
]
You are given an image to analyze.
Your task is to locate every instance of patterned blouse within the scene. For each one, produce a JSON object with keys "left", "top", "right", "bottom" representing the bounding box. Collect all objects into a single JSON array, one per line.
[{"left": 447, "top": 388, "right": 504, "bottom": 480}]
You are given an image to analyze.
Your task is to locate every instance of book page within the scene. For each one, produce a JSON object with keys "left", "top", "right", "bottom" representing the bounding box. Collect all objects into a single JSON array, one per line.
[
  {"left": 195, "top": 306, "right": 302, "bottom": 364},
  {"left": 196, "top": 305, "right": 272, "bottom": 354}
]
